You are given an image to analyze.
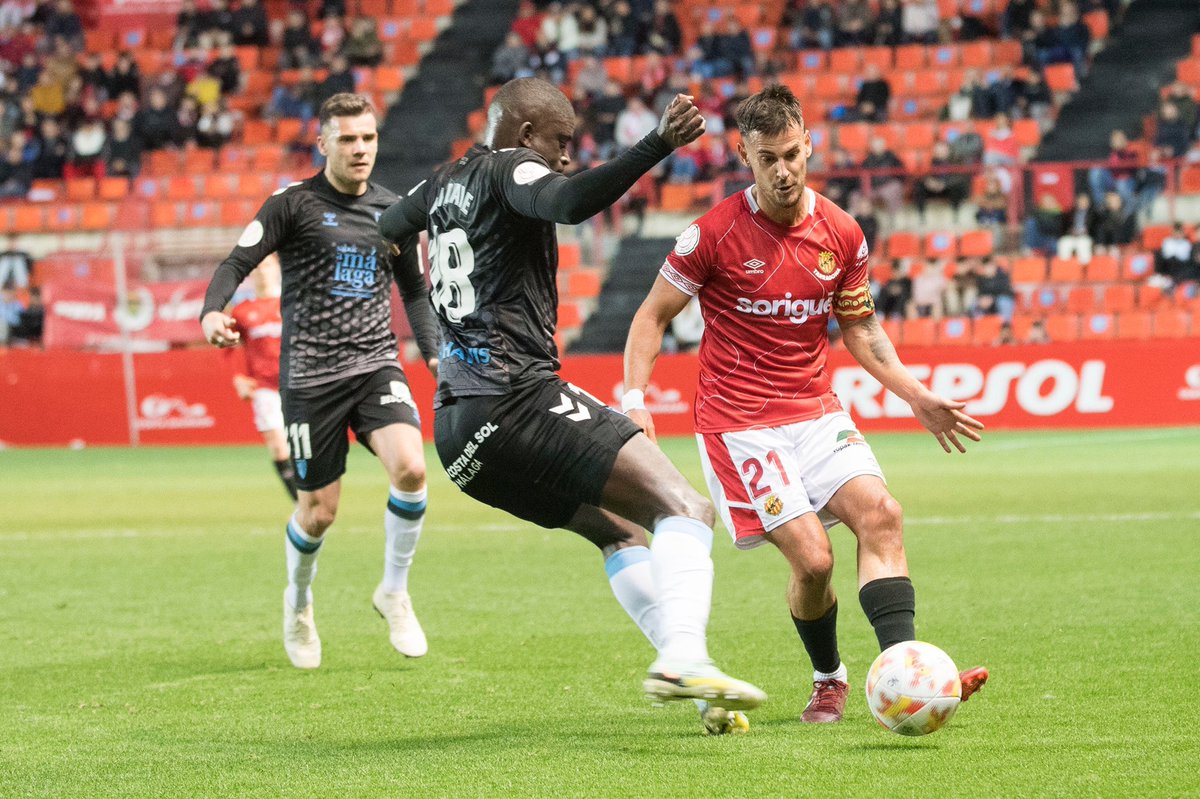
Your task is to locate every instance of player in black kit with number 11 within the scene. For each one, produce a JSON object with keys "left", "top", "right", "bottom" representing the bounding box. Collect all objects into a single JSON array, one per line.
[
  {"left": 380, "top": 78, "right": 765, "bottom": 733},
  {"left": 201, "top": 94, "right": 442, "bottom": 670}
]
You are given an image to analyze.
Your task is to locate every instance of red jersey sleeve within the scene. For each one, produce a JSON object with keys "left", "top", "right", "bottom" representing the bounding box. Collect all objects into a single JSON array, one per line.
[
  {"left": 660, "top": 218, "right": 717, "bottom": 296},
  {"left": 833, "top": 221, "right": 876, "bottom": 322}
]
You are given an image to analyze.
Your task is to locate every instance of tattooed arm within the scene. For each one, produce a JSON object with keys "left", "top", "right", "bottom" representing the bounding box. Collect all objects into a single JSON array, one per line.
[{"left": 839, "top": 314, "right": 984, "bottom": 453}]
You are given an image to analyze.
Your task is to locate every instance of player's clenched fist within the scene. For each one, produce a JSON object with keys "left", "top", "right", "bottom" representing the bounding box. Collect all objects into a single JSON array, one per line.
[
  {"left": 657, "top": 94, "right": 706, "bottom": 149},
  {"left": 201, "top": 310, "right": 240, "bottom": 348}
]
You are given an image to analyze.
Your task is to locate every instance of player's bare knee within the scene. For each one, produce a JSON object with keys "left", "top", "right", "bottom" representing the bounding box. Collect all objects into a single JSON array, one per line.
[
  {"left": 390, "top": 460, "right": 426, "bottom": 492},
  {"left": 861, "top": 495, "right": 904, "bottom": 552},
  {"left": 680, "top": 491, "right": 716, "bottom": 528},
  {"left": 298, "top": 501, "right": 337, "bottom": 536}
]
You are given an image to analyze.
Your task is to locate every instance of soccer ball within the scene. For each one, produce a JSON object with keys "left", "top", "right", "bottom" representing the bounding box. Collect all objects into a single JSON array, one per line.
[{"left": 865, "top": 641, "right": 961, "bottom": 736}]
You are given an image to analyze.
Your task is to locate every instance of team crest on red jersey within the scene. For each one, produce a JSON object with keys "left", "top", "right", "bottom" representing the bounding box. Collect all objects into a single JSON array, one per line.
[
  {"left": 764, "top": 495, "right": 784, "bottom": 516},
  {"left": 815, "top": 250, "right": 840, "bottom": 281}
]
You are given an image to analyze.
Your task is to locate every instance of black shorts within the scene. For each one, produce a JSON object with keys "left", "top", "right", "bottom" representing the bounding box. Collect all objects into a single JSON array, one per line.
[
  {"left": 433, "top": 376, "right": 642, "bottom": 529},
  {"left": 281, "top": 365, "right": 420, "bottom": 491}
]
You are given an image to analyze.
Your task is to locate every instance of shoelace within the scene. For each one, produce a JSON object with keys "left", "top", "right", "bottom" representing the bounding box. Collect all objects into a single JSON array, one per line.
[{"left": 809, "top": 680, "right": 846, "bottom": 713}]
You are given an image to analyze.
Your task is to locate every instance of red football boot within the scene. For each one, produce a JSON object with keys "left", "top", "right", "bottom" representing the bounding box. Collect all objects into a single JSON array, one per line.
[
  {"left": 959, "top": 666, "right": 989, "bottom": 702},
  {"left": 801, "top": 679, "right": 849, "bottom": 723}
]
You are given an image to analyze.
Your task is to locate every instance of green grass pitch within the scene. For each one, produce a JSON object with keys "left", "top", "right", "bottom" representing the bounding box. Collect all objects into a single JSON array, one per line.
[{"left": 2, "top": 428, "right": 1198, "bottom": 798}]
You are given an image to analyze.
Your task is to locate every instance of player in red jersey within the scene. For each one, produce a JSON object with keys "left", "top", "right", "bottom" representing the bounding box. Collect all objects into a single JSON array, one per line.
[
  {"left": 227, "top": 255, "right": 296, "bottom": 501},
  {"left": 624, "top": 85, "right": 988, "bottom": 724}
]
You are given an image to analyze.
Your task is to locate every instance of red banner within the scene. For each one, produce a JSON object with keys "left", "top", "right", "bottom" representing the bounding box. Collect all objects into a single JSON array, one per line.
[
  {"left": 42, "top": 280, "right": 209, "bottom": 351},
  {"left": 1, "top": 341, "right": 1198, "bottom": 447}
]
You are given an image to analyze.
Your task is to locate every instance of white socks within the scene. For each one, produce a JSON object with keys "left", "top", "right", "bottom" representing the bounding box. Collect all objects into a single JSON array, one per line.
[
  {"left": 649, "top": 515, "right": 714, "bottom": 667},
  {"left": 285, "top": 514, "right": 322, "bottom": 611},
  {"left": 815, "top": 663, "right": 848, "bottom": 683},
  {"left": 605, "top": 546, "right": 664, "bottom": 649},
  {"left": 382, "top": 486, "right": 425, "bottom": 594}
]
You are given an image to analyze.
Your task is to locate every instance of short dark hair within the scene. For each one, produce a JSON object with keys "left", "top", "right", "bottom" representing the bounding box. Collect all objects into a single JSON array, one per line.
[
  {"left": 735, "top": 84, "right": 804, "bottom": 138},
  {"left": 318, "top": 92, "right": 376, "bottom": 130}
]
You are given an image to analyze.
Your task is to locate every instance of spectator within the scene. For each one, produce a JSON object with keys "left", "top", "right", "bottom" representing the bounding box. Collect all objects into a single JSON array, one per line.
[
  {"left": 103, "top": 116, "right": 141, "bottom": 177},
  {"left": 873, "top": 0, "right": 903, "bottom": 46},
  {"left": 232, "top": 0, "right": 269, "bottom": 47},
  {"left": 1092, "top": 190, "right": 1136, "bottom": 250},
  {"left": 877, "top": 261, "right": 913, "bottom": 320},
  {"left": 43, "top": 0, "right": 83, "bottom": 51},
  {"left": 65, "top": 114, "right": 105, "bottom": 179},
  {"left": 1026, "top": 318, "right": 1050, "bottom": 344},
  {"left": 107, "top": 52, "right": 141, "bottom": 99},
  {"left": 1014, "top": 68, "right": 1052, "bottom": 122},
  {"left": 0, "top": 285, "right": 25, "bottom": 343},
  {"left": 861, "top": 135, "right": 904, "bottom": 215},
  {"left": 983, "top": 112, "right": 1020, "bottom": 167},
  {"left": 1003, "top": 0, "right": 1036, "bottom": 39},
  {"left": 851, "top": 193, "right": 879, "bottom": 253},
  {"left": 29, "top": 69, "right": 65, "bottom": 117},
  {"left": 208, "top": 43, "right": 242, "bottom": 96},
  {"left": 318, "top": 13, "right": 346, "bottom": 58},
  {"left": 78, "top": 52, "right": 109, "bottom": 102},
  {"left": 588, "top": 78, "right": 625, "bottom": 158},
  {"left": 0, "top": 1, "right": 33, "bottom": 29},
  {"left": 9, "top": 284, "right": 41, "bottom": 345},
  {"left": 1164, "top": 81, "right": 1198, "bottom": 133},
  {"left": 716, "top": 17, "right": 755, "bottom": 80},
  {"left": 637, "top": 51, "right": 668, "bottom": 100},
  {"left": 604, "top": 0, "right": 637, "bottom": 57},
  {"left": 1088, "top": 129, "right": 1139, "bottom": 204},
  {"left": 614, "top": 95, "right": 657, "bottom": 151},
  {"left": 196, "top": 0, "right": 234, "bottom": 49},
  {"left": 574, "top": 4, "right": 607, "bottom": 57},
  {"left": 316, "top": 53, "right": 354, "bottom": 107},
  {"left": 792, "top": 0, "right": 835, "bottom": 50},
  {"left": 914, "top": 140, "right": 968, "bottom": 222},
  {"left": 835, "top": 0, "right": 872, "bottom": 47},
  {"left": 134, "top": 87, "right": 178, "bottom": 151},
  {"left": 1154, "top": 100, "right": 1192, "bottom": 159},
  {"left": 643, "top": 0, "right": 681, "bottom": 56},
  {"left": 574, "top": 53, "right": 608, "bottom": 99},
  {"left": 491, "top": 31, "right": 529, "bottom": 84},
  {"left": 510, "top": 0, "right": 543, "bottom": 49},
  {"left": 1053, "top": 1, "right": 1091, "bottom": 78},
  {"left": 854, "top": 63, "right": 890, "bottom": 122},
  {"left": 185, "top": 64, "right": 222, "bottom": 109},
  {"left": 1023, "top": 193, "right": 1064, "bottom": 255},
  {"left": 911, "top": 260, "right": 947, "bottom": 318},
  {"left": 822, "top": 146, "right": 860, "bottom": 209},
  {"left": 1135, "top": 146, "right": 1168, "bottom": 217},
  {"left": 901, "top": 0, "right": 940, "bottom": 45},
  {"left": 0, "top": 137, "right": 31, "bottom": 196},
  {"left": 945, "top": 69, "right": 992, "bottom": 121},
  {"left": 1154, "top": 222, "right": 1192, "bottom": 283},
  {"left": 341, "top": 16, "right": 383, "bottom": 67},
  {"left": 267, "top": 69, "right": 318, "bottom": 122},
  {"left": 539, "top": 3, "right": 572, "bottom": 57},
  {"left": 281, "top": 9, "right": 319, "bottom": 69},
  {"left": 174, "top": 0, "right": 201, "bottom": 49},
  {"left": 31, "top": 116, "right": 68, "bottom": 178},
  {"left": 196, "top": 99, "right": 234, "bottom": 149},
  {"left": 1023, "top": 11, "right": 1059, "bottom": 71},
  {"left": 986, "top": 65, "right": 1021, "bottom": 118},
  {"left": 174, "top": 94, "right": 200, "bottom": 146},
  {"left": 993, "top": 320, "right": 1016, "bottom": 345},
  {"left": 0, "top": 234, "right": 32, "bottom": 288},
  {"left": 1057, "top": 192, "right": 1099, "bottom": 263},
  {"left": 973, "top": 257, "right": 1015, "bottom": 319},
  {"left": 942, "top": 260, "right": 976, "bottom": 317},
  {"left": 975, "top": 172, "right": 1009, "bottom": 227}
]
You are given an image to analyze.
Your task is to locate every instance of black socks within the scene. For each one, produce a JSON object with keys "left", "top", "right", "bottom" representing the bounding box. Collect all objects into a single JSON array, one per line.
[{"left": 859, "top": 576, "right": 916, "bottom": 650}]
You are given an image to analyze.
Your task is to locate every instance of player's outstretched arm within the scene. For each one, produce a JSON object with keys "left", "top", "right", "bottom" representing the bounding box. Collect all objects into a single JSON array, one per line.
[
  {"left": 503, "top": 95, "right": 705, "bottom": 226},
  {"left": 840, "top": 314, "right": 984, "bottom": 453},
  {"left": 387, "top": 235, "right": 441, "bottom": 372},
  {"left": 623, "top": 275, "right": 694, "bottom": 443}
]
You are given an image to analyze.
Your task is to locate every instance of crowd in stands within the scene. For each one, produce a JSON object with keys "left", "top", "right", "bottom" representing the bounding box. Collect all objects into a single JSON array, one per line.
[
  {"left": 0, "top": 234, "right": 40, "bottom": 345},
  {"left": 0, "top": 0, "right": 394, "bottom": 200}
]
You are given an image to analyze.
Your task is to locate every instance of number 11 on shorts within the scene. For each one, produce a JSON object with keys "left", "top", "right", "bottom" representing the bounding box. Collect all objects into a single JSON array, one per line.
[{"left": 288, "top": 422, "right": 312, "bottom": 460}]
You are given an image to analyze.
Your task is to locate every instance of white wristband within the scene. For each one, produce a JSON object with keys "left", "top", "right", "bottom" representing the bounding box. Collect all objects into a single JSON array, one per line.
[{"left": 621, "top": 389, "right": 646, "bottom": 413}]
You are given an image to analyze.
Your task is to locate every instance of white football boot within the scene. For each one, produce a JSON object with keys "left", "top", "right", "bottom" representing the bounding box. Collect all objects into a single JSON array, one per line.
[
  {"left": 644, "top": 659, "right": 767, "bottom": 711},
  {"left": 283, "top": 591, "right": 321, "bottom": 669},
  {"left": 372, "top": 584, "right": 428, "bottom": 657}
]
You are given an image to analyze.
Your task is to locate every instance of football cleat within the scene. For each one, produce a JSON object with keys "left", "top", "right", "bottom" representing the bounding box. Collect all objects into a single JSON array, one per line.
[
  {"left": 697, "top": 700, "right": 750, "bottom": 736},
  {"left": 283, "top": 591, "right": 321, "bottom": 669},
  {"left": 959, "top": 666, "right": 989, "bottom": 701},
  {"left": 644, "top": 661, "right": 767, "bottom": 711},
  {"left": 372, "top": 584, "right": 428, "bottom": 658},
  {"left": 801, "top": 678, "right": 849, "bottom": 723}
]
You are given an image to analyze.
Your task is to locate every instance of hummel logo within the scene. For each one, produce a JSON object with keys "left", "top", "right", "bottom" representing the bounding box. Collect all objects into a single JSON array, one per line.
[
  {"left": 322, "top": 212, "right": 338, "bottom": 227},
  {"left": 744, "top": 259, "right": 765, "bottom": 273},
  {"left": 549, "top": 392, "right": 591, "bottom": 422}
]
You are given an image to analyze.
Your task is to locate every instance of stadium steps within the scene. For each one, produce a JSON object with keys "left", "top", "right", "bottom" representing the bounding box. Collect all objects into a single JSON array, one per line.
[
  {"left": 569, "top": 236, "right": 673, "bottom": 354},
  {"left": 375, "top": 0, "right": 520, "bottom": 193},
  {"left": 1036, "top": 0, "right": 1200, "bottom": 162}
]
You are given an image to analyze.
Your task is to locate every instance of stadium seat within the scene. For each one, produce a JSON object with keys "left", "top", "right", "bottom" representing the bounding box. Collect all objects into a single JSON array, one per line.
[
  {"left": 862, "top": 47, "right": 893, "bottom": 71},
  {"left": 1044, "top": 63, "right": 1078, "bottom": 93},
  {"left": 166, "top": 176, "right": 200, "bottom": 201},
  {"left": 1065, "top": 286, "right": 1096, "bottom": 313},
  {"left": 971, "top": 314, "right": 1004, "bottom": 346},
  {"left": 1176, "top": 58, "right": 1200, "bottom": 87},
  {"left": 1012, "top": 118, "right": 1041, "bottom": 149},
  {"left": 558, "top": 242, "right": 582, "bottom": 270},
  {"left": 1049, "top": 257, "right": 1085, "bottom": 283},
  {"left": 98, "top": 177, "right": 130, "bottom": 201},
  {"left": 1137, "top": 284, "right": 1173, "bottom": 310},
  {"left": 66, "top": 178, "right": 96, "bottom": 201},
  {"left": 1083, "top": 10, "right": 1110, "bottom": 41},
  {"left": 1115, "top": 310, "right": 1152, "bottom": 340},
  {"left": 939, "top": 316, "right": 970, "bottom": 345},
  {"left": 659, "top": 183, "right": 692, "bottom": 212},
  {"left": 1180, "top": 164, "right": 1200, "bottom": 194},
  {"left": 1141, "top": 225, "right": 1173, "bottom": 251},
  {"left": 566, "top": 270, "right": 602, "bottom": 299},
  {"left": 886, "top": 231, "right": 921, "bottom": 259},
  {"left": 1152, "top": 309, "right": 1191, "bottom": 338},
  {"left": 1122, "top": 252, "right": 1154, "bottom": 281},
  {"left": 145, "top": 150, "right": 180, "bottom": 176},
  {"left": 220, "top": 199, "right": 260, "bottom": 227},
  {"left": 1085, "top": 254, "right": 1119, "bottom": 282},
  {"left": 1044, "top": 313, "right": 1080, "bottom": 342},
  {"left": 79, "top": 202, "right": 117, "bottom": 231},
  {"left": 930, "top": 45, "right": 959, "bottom": 68},
  {"left": 45, "top": 204, "right": 79, "bottom": 232},
  {"left": 151, "top": 202, "right": 182, "bottom": 228},
  {"left": 829, "top": 48, "right": 861, "bottom": 73},
  {"left": 423, "top": 0, "right": 455, "bottom": 16},
  {"left": 1100, "top": 284, "right": 1136, "bottom": 313},
  {"left": 557, "top": 301, "right": 582, "bottom": 329},
  {"left": 1011, "top": 256, "right": 1047, "bottom": 284},
  {"left": 1080, "top": 313, "right": 1116, "bottom": 340},
  {"left": 958, "top": 229, "right": 993, "bottom": 258},
  {"left": 959, "top": 41, "right": 992, "bottom": 68},
  {"left": 894, "top": 44, "right": 927, "bottom": 70},
  {"left": 12, "top": 205, "right": 46, "bottom": 233},
  {"left": 900, "top": 317, "right": 936, "bottom": 347},
  {"left": 251, "top": 146, "right": 286, "bottom": 172},
  {"left": 837, "top": 122, "right": 870, "bottom": 153},
  {"left": 924, "top": 231, "right": 957, "bottom": 260}
]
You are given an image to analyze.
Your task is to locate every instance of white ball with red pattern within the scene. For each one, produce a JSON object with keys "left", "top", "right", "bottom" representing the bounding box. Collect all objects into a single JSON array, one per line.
[{"left": 865, "top": 641, "right": 962, "bottom": 736}]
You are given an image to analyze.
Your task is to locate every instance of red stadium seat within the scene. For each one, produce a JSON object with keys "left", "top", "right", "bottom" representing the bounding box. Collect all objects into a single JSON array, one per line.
[
  {"left": 1011, "top": 256, "right": 1047, "bottom": 284},
  {"left": 1141, "top": 224, "right": 1173, "bottom": 251},
  {"left": 66, "top": 178, "right": 96, "bottom": 201},
  {"left": 98, "top": 176, "right": 130, "bottom": 201},
  {"left": 1153, "top": 309, "right": 1191, "bottom": 338},
  {"left": 1044, "top": 63, "right": 1078, "bottom": 93},
  {"left": 829, "top": 48, "right": 861, "bottom": 74},
  {"left": 557, "top": 301, "right": 582, "bottom": 329},
  {"left": 958, "top": 229, "right": 993, "bottom": 258},
  {"left": 1100, "top": 284, "right": 1136, "bottom": 313},
  {"left": 1065, "top": 286, "right": 1096, "bottom": 313},
  {"left": 1085, "top": 254, "right": 1119, "bottom": 282},
  {"left": 567, "top": 270, "right": 602, "bottom": 299},
  {"left": 1115, "top": 310, "right": 1152, "bottom": 340},
  {"left": 894, "top": 44, "right": 927, "bottom": 70},
  {"left": 1044, "top": 313, "right": 1080, "bottom": 342},
  {"left": 938, "top": 316, "right": 970, "bottom": 345},
  {"left": 924, "top": 231, "right": 957, "bottom": 260},
  {"left": 886, "top": 232, "right": 921, "bottom": 259},
  {"left": 1049, "top": 257, "right": 1084, "bottom": 283},
  {"left": 1121, "top": 252, "right": 1154, "bottom": 281},
  {"left": 1080, "top": 313, "right": 1116, "bottom": 340},
  {"left": 900, "top": 318, "right": 936, "bottom": 347},
  {"left": 971, "top": 315, "right": 1004, "bottom": 346},
  {"left": 79, "top": 202, "right": 116, "bottom": 231}
]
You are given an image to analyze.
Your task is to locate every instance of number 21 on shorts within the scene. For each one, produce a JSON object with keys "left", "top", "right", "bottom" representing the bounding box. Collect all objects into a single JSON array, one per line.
[{"left": 741, "top": 450, "right": 790, "bottom": 499}]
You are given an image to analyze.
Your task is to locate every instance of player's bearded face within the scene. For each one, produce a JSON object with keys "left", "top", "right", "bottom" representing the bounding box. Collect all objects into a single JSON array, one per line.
[
  {"left": 320, "top": 112, "right": 378, "bottom": 190},
  {"left": 743, "top": 125, "right": 811, "bottom": 211}
]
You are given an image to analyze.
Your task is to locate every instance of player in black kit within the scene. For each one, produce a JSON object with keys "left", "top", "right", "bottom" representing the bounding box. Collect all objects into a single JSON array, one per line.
[
  {"left": 201, "top": 94, "right": 442, "bottom": 670},
  {"left": 380, "top": 78, "right": 765, "bottom": 731}
]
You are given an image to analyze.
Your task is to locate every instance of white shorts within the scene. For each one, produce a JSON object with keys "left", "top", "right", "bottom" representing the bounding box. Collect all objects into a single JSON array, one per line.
[
  {"left": 697, "top": 412, "right": 885, "bottom": 550},
  {"left": 251, "top": 388, "right": 284, "bottom": 433}
]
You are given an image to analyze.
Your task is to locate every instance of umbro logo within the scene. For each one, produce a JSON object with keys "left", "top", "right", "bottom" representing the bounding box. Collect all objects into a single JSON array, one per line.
[{"left": 744, "top": 259, "right": 765, "bottom": 274}]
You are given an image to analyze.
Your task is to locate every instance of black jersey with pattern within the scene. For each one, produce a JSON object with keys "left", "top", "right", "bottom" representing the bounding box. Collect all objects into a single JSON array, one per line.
[
  {"left": 406, "top": 145, "right": 561, "bottom": 405},
  {"left": 205, "top": 172, "right": 400, "bottom": 389}
]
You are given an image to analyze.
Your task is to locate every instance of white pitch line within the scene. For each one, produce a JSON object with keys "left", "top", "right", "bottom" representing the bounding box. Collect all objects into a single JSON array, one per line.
[
  {"left": 2, "top": 514, "right": 1197, "bottom": 543},
  {"left": 978, "top": 429, "right": 1199, "bottom": 452}
]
